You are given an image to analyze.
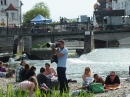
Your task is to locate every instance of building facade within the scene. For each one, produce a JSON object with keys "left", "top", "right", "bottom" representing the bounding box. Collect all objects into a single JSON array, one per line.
[
  {"left": 106, "top": 0, "right": 130, "bottom": 16},
  {"left": 93, "top": 0, "right": 130, "bottom": 28},
  {"left": 106, "top": 0, "right": 130, "bottom": 24},
  {"left": 0, "top": 0, "right": 22, "bottom": 27}
]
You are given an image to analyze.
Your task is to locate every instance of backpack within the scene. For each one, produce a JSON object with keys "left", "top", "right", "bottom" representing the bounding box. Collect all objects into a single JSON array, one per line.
[{"left": 89, "top": 83, "right": 105, "bottom": 93}]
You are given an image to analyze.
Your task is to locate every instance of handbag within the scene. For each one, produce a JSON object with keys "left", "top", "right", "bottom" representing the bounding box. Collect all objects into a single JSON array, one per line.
[{"left": 89, "top": 83, "right": 105, "bottom": 93}]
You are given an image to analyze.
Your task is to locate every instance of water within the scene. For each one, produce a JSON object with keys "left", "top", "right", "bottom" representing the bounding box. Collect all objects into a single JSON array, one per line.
[{"left": 13, "top": 48, "right": 130, "bottom": 82}]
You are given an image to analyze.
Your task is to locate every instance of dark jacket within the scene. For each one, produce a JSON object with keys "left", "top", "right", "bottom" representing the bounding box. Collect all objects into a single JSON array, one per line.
[
  {"left": 37, "top": 73, "right": 51, "bottom": 88},
  {"left": 24, "top": 70, "right": 35, "bottom": 80}
]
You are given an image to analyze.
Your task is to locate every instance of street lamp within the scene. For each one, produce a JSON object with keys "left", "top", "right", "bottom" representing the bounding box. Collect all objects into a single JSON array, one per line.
[
  {"left": 6, "top": 12, "right": 8, "bottom": 34},
  {"left": 20, "top": 1, "right": 23, "bottom": 26},
  {"left": 1, "top": 8, "right": 8, "bottom": 33}
]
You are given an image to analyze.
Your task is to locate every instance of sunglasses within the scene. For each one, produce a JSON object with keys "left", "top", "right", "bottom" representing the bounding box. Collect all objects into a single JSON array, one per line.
[
  {"left": 58, "top": 44, "right": 61, "bottom": 45},
  {"left": 94, "top": 76, "right": 98, "bottom": 78},
  {"left": 86, "top": 69, "right": 90, "bottom": 71},
  {"left": 110, "top": 75, "right": 115, "bottom": 76}
]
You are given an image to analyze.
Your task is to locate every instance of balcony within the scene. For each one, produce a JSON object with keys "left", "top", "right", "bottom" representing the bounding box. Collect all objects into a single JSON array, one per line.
[{"left": 106, "top": 0, "right": 112, "bottom": 3}]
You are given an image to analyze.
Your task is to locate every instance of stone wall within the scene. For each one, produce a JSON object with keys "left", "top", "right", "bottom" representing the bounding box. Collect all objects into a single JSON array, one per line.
[{"left": 0, "top": 37, "right": 14, "bottom": 52}]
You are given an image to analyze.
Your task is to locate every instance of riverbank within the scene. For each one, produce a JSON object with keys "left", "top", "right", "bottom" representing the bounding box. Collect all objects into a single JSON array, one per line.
[
  {"left": 69, "top": 79, "right": 130, "bottom": 97},
  {"left": 0, "top": 78, "right": 130, "bottom": 97}
]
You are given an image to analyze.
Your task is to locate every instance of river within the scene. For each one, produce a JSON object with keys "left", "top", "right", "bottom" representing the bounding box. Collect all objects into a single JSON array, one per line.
[{"left": 19, "top": 48, "right": 129, "bottom": 82}]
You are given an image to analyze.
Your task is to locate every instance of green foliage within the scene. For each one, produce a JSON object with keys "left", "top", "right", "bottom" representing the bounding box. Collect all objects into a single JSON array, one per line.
[
  {"left": 72, "top": 20, "right": 77, "bottom": 23},
  {"left": 0, "top": 85, "right": 94, "bottom": 97},
  {"left": 32, "top": 44, "right": 37, "bottom": 48},
  {"left": 42, "top": 43, "right": 46, "bottom": 48},
  {"left": 22, "top": 2, "right": 50, "bottom": 26},
  {"left": 108, "top": 39, "right": 119, "bottom": 45},
  {"left": 37, "top": 44, "right": 41, "bottom": 48},
  {"left": 32, "top": 43, "right": 47, "bottom": 48}
]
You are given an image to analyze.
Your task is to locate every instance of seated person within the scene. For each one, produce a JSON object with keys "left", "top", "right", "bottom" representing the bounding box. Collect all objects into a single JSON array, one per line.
[
  {"left": 0, "top": 61, "right": 3, "bottom": 71},
  {"left": 24, "top": 66, "right": 36, "bottom": 80},
  {"left": 77, "top": 67, "right": 92, "bottom": 90},
  {"left": 1, "top": 63, "right": 9, "bottom": 72},
  {"left": 21, "top": 53, "right": 28, "bottom": 60},
  {"left": 16, "top": 76, "right": 38, "bottom": 97},
  {"left": 93, "top": 74, "right": 105, "bottom": 86},
  {"left": 8, "top": 55, "right": 15, "bottom": 63},
  {"left": 77, "top": 73, "right": 104, "bottom": 90},
  {"left": 0, "top": 69, "right": 15, "bottom": 78},
  {"left": 44, "top": 63, "right": 57, "bottom": 80},
  {"left": 105, "top": 71, "right": 120, "bottom": 90},
  {"left": 82, "top": 67, "right": 93, "bottom": 87},
  {"left": 20, "top": 64, "right": 30, "bottom": 81},
  {"left": 37, "top": 67, "right": 52, "bottom": 88}
]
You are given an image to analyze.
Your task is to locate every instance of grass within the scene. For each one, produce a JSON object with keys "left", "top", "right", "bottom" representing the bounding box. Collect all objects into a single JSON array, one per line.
[{"left": 0, "top": 84, "right": 94, "bottom": 97}]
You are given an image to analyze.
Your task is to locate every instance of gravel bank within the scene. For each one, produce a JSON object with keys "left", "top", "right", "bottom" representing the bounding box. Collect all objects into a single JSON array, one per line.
[{"left": 0, "top": 78, "right": 130, "bottom": 97}]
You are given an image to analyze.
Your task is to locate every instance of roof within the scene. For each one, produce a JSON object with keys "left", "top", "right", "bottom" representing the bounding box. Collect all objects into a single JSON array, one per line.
[
  {"left": 31, "top": 14, "right": 52, "bottom": 23},
  {"left": 5, "top": 3, "right": 18, "bottom": 11}
]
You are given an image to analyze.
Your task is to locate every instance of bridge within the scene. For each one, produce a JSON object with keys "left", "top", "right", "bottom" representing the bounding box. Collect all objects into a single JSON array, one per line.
[
  {"left": 0, "top": 26, "right": 130, "bottom": 41},
  {"left": 0, "top": 22, "right": 130, "bottom": 54}
]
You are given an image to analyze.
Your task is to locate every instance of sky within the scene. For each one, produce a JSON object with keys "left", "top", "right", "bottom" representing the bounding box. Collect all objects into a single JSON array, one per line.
[{"left": 21, "top": 0, "right": 96, "bottom": 21}]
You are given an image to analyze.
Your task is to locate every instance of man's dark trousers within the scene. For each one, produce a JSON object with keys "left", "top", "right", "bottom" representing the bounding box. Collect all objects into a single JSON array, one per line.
[{"left": 57, "top": 67, "right": 68, "bottom": 93}]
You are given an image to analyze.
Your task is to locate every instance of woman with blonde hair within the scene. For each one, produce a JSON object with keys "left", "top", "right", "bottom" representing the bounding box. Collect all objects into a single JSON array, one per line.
[
  {"left": 16, "top": 76, "right": 39, "bottom": 97},
  {"left": 82, "top": 67, "right": 93, "bottom": 87}
]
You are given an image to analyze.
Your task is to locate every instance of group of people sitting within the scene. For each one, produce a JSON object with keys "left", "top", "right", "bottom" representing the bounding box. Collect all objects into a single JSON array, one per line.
[
  {"left": 15, "top": 60, "right": 59, "bottom": 97},
  {"left": 79, "top": 67, "right": 120, "bottom": 91},
  {"left": 0, "top": 59, "right": 121, "bottom": 96},
  {"left": 0, "top": 61, "right": 15, "bottom": 78}
]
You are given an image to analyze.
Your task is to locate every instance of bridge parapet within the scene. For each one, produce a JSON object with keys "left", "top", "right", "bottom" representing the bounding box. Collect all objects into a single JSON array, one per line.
[
  {"left": 0, "top": 27, "right": 31, "bottom": 36},
  {"left": 0, "top": 22, "right": 88, "bottom": 36}
]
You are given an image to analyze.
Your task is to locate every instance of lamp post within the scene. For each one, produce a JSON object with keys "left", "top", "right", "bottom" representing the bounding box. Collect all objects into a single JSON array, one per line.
[
  {"left": 6, "top": 12, "right": 8, "bottom": 34},
  {"left": 20, "top": 1, "right": 23, "bottom": 26}
]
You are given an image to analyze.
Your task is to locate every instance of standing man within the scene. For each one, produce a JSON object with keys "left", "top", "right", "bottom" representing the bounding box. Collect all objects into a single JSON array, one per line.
[
  {"left": 51, "top": 40, "right": 68, "bottom": 94},
  {"left": 15, "top": 60, "right": 26, "bottom": 82}
]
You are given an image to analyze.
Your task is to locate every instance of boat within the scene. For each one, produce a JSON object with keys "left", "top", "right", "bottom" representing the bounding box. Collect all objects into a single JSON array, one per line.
[
  {"left": 0, "top": 52, "right": 13, "bottom": 62},
  {"left": 8, "top": 57, "right": 35, "bottom": 68}
]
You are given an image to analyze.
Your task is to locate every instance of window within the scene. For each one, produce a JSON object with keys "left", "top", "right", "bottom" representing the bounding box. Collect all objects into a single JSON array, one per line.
[
  {"left": 1, "top": 0, "right": 6, "bottom": 5},
  {"left": 11, "top": 13, "right": 15, "bottom": 19},
  {"left": 1, "top": 0, "right": 3, "bottom": 5},
  {"left": 119, "top": 3, "right": 120, "bottom": 9}
]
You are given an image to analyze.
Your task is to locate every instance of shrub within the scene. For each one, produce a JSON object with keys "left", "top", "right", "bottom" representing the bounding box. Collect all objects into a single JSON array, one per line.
[
  {"left": 37, "top": 44, "right": 41, "bottom": 48},
  {"left": 42, "top": 43, "right": 47, "bottom": 48}
]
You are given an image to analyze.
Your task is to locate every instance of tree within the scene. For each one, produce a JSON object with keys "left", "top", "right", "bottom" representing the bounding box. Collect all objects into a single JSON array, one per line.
[{"left": 22, "top": 2, "right": 51, "bottom": 26}]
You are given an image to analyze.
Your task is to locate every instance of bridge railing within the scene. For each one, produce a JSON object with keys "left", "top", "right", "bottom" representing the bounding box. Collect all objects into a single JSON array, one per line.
[
  {"left": 0, "top": 22, "right": 88, "bottom": 36},
  {"left": 31, "top": 22, "right": 88, "bottom": 34},
  {"left": 93, "top": 24, "right": 130, "bottom": 32},
  {"left": 0, "top": 26, "right": 32, "bottom": 36}
]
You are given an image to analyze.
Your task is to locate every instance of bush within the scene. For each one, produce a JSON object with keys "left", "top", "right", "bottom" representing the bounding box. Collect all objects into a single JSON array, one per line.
[
  {"left": 42, "top": 43, "right": 47, "bottom": 48},
  {"left": 37, "top": 44, "right": 41, "bottom": 48}
]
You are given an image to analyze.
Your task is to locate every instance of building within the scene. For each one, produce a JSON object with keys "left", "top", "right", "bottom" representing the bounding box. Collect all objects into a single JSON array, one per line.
[
  {"left": 106, "top": 0, "right": 130, "bottom": 25},
  {"left": 93, "top": 0, "right": 130, "bottom": 29},
  {"left": 98, "top": 0, "right": 106, "bottom": 10},
  {"left": 0, "top": 0, "right": 23, "bottom": 27}
]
